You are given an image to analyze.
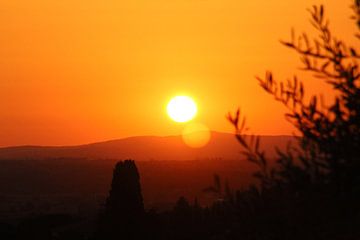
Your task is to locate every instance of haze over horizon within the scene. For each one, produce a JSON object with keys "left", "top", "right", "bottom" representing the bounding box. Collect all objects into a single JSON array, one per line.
[
  {"left": 0, "top": 132, "right": 294, "bottom": 161},
  {"left": 0, "top": 130, "right": 295, "bottom": 148}
]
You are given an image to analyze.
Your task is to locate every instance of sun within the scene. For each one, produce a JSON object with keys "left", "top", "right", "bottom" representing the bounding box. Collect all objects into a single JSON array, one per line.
[{"left": 167, "top": 96, "right": 197, "bottom": 123}]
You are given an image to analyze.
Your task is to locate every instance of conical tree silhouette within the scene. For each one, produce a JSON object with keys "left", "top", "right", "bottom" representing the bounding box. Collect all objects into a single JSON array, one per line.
[
  {"left": 105, "top": 159, "right": 144, "bottom": 219},
  {"left": 97, "top": 159, "right": 145, "bottom": 240}
]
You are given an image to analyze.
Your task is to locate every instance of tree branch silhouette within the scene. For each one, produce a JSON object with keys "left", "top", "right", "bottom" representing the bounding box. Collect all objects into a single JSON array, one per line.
[{"left": 229, "top": 2, "right": 360, "bottom": 194}]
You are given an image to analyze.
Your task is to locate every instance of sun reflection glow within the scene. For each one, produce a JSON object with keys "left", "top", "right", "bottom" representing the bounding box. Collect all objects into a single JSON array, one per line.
[{"left": 182, "top": 122, "right": 211, "bottom": 148}]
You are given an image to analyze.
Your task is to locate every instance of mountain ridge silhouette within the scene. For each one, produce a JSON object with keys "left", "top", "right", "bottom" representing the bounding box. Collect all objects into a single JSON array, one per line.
[{"left": 0, "top": 131, "right": 295, "bottom": 161}]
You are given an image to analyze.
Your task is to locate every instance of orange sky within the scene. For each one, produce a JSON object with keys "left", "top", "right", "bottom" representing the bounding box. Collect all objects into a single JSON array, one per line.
[{"left": 0, "top": 0, "right": 357, "bottom": 146}]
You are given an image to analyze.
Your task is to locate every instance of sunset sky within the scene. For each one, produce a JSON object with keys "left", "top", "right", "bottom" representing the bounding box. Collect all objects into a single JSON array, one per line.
[{"left": 0, "top": 0, "right": 356, "bottom": 146}]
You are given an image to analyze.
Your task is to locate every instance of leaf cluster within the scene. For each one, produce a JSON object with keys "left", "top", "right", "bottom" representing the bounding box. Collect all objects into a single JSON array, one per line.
[{"left": 229, "top": 2, "right": 360, "bottom": 195}]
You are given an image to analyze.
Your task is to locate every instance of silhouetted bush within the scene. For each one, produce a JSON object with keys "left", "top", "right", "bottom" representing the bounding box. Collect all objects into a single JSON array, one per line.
[
  {"left": 226, "top": 1, "right": 360, "bottom": 239},
  {"left": 229, "top": 2, "right": 360, "bottom": 197}
]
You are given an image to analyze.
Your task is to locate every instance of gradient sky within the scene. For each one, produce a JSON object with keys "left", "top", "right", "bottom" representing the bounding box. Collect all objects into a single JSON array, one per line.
[{"left": 0, "top": 0, "right": 357, "bottom": 146}]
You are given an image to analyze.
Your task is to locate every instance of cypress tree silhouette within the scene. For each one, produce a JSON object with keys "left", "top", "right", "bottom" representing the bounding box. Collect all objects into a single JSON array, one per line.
[
  {"left": 96, "top": 159, "right": 145, "bottom": 240},
  {"left": 105, "top": 160, "right": 144, "bottom": 218}
]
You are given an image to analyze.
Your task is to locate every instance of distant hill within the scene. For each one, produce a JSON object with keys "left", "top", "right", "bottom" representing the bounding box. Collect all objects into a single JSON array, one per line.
[{"left": 0, "top": 132, "right": 296, "bottom": 161}]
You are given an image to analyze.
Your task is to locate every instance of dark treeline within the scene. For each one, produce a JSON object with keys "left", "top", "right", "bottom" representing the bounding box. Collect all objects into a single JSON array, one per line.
[
  {"left": 96, "top": 157, "right": 360, "bottom": 240},
  {"left": 2, "top": 157, "right": 359, "bottom": 240}
]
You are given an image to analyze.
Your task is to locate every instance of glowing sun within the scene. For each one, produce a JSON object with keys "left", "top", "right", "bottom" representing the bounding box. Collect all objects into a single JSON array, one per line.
[{"left": 167, "top": 96, "right": 197, "bottom": 123}]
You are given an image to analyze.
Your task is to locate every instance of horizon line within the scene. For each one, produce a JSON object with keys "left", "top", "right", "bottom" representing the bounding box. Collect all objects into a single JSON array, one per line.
[{"left": 0, "top": 131, "right": 297, "bottom": 149}]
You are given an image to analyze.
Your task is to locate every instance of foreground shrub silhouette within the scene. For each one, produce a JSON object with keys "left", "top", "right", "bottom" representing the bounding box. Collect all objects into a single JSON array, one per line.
[
  {"left": 226, "top": 1, "right": 360, "bottom": 238},
  {"left": 229, "top": 2, "right": 360, "bottom": 196}
]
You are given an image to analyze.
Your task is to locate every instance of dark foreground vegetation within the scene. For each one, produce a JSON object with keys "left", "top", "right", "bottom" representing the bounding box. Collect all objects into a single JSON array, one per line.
[
  {"left": 1, "top": 1, "right": 360, "bottom": 239},
  {"left": 0, "top": 159, "right": 256, "bottom": 239},
  {"left": 2, "top": 157, "right": 359, "bottom": 240}
]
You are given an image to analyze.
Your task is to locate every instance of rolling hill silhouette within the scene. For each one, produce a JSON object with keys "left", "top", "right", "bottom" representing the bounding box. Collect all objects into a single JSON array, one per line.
[{"left": 0, "top": 132, "right": 294, "bottom": 161}]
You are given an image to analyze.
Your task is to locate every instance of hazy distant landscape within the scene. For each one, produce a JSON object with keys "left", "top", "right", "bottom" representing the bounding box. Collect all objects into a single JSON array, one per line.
[
  {"left": 0, "top": 132, "right": 293, "bottom": 221},
  {"left": 0, "top": 159, "right": 251, "bottom": 219},
  {"left": 0, "top": 132, "right": 293, "bottom": 220},
  {"left": 0, "top": 132, "right": 294, "bottom": 161}
]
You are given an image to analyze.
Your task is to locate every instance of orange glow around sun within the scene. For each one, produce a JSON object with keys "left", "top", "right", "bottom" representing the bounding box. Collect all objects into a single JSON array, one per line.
[{"left": 0, "top": 0, "right": 353, "bottom": 146}]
